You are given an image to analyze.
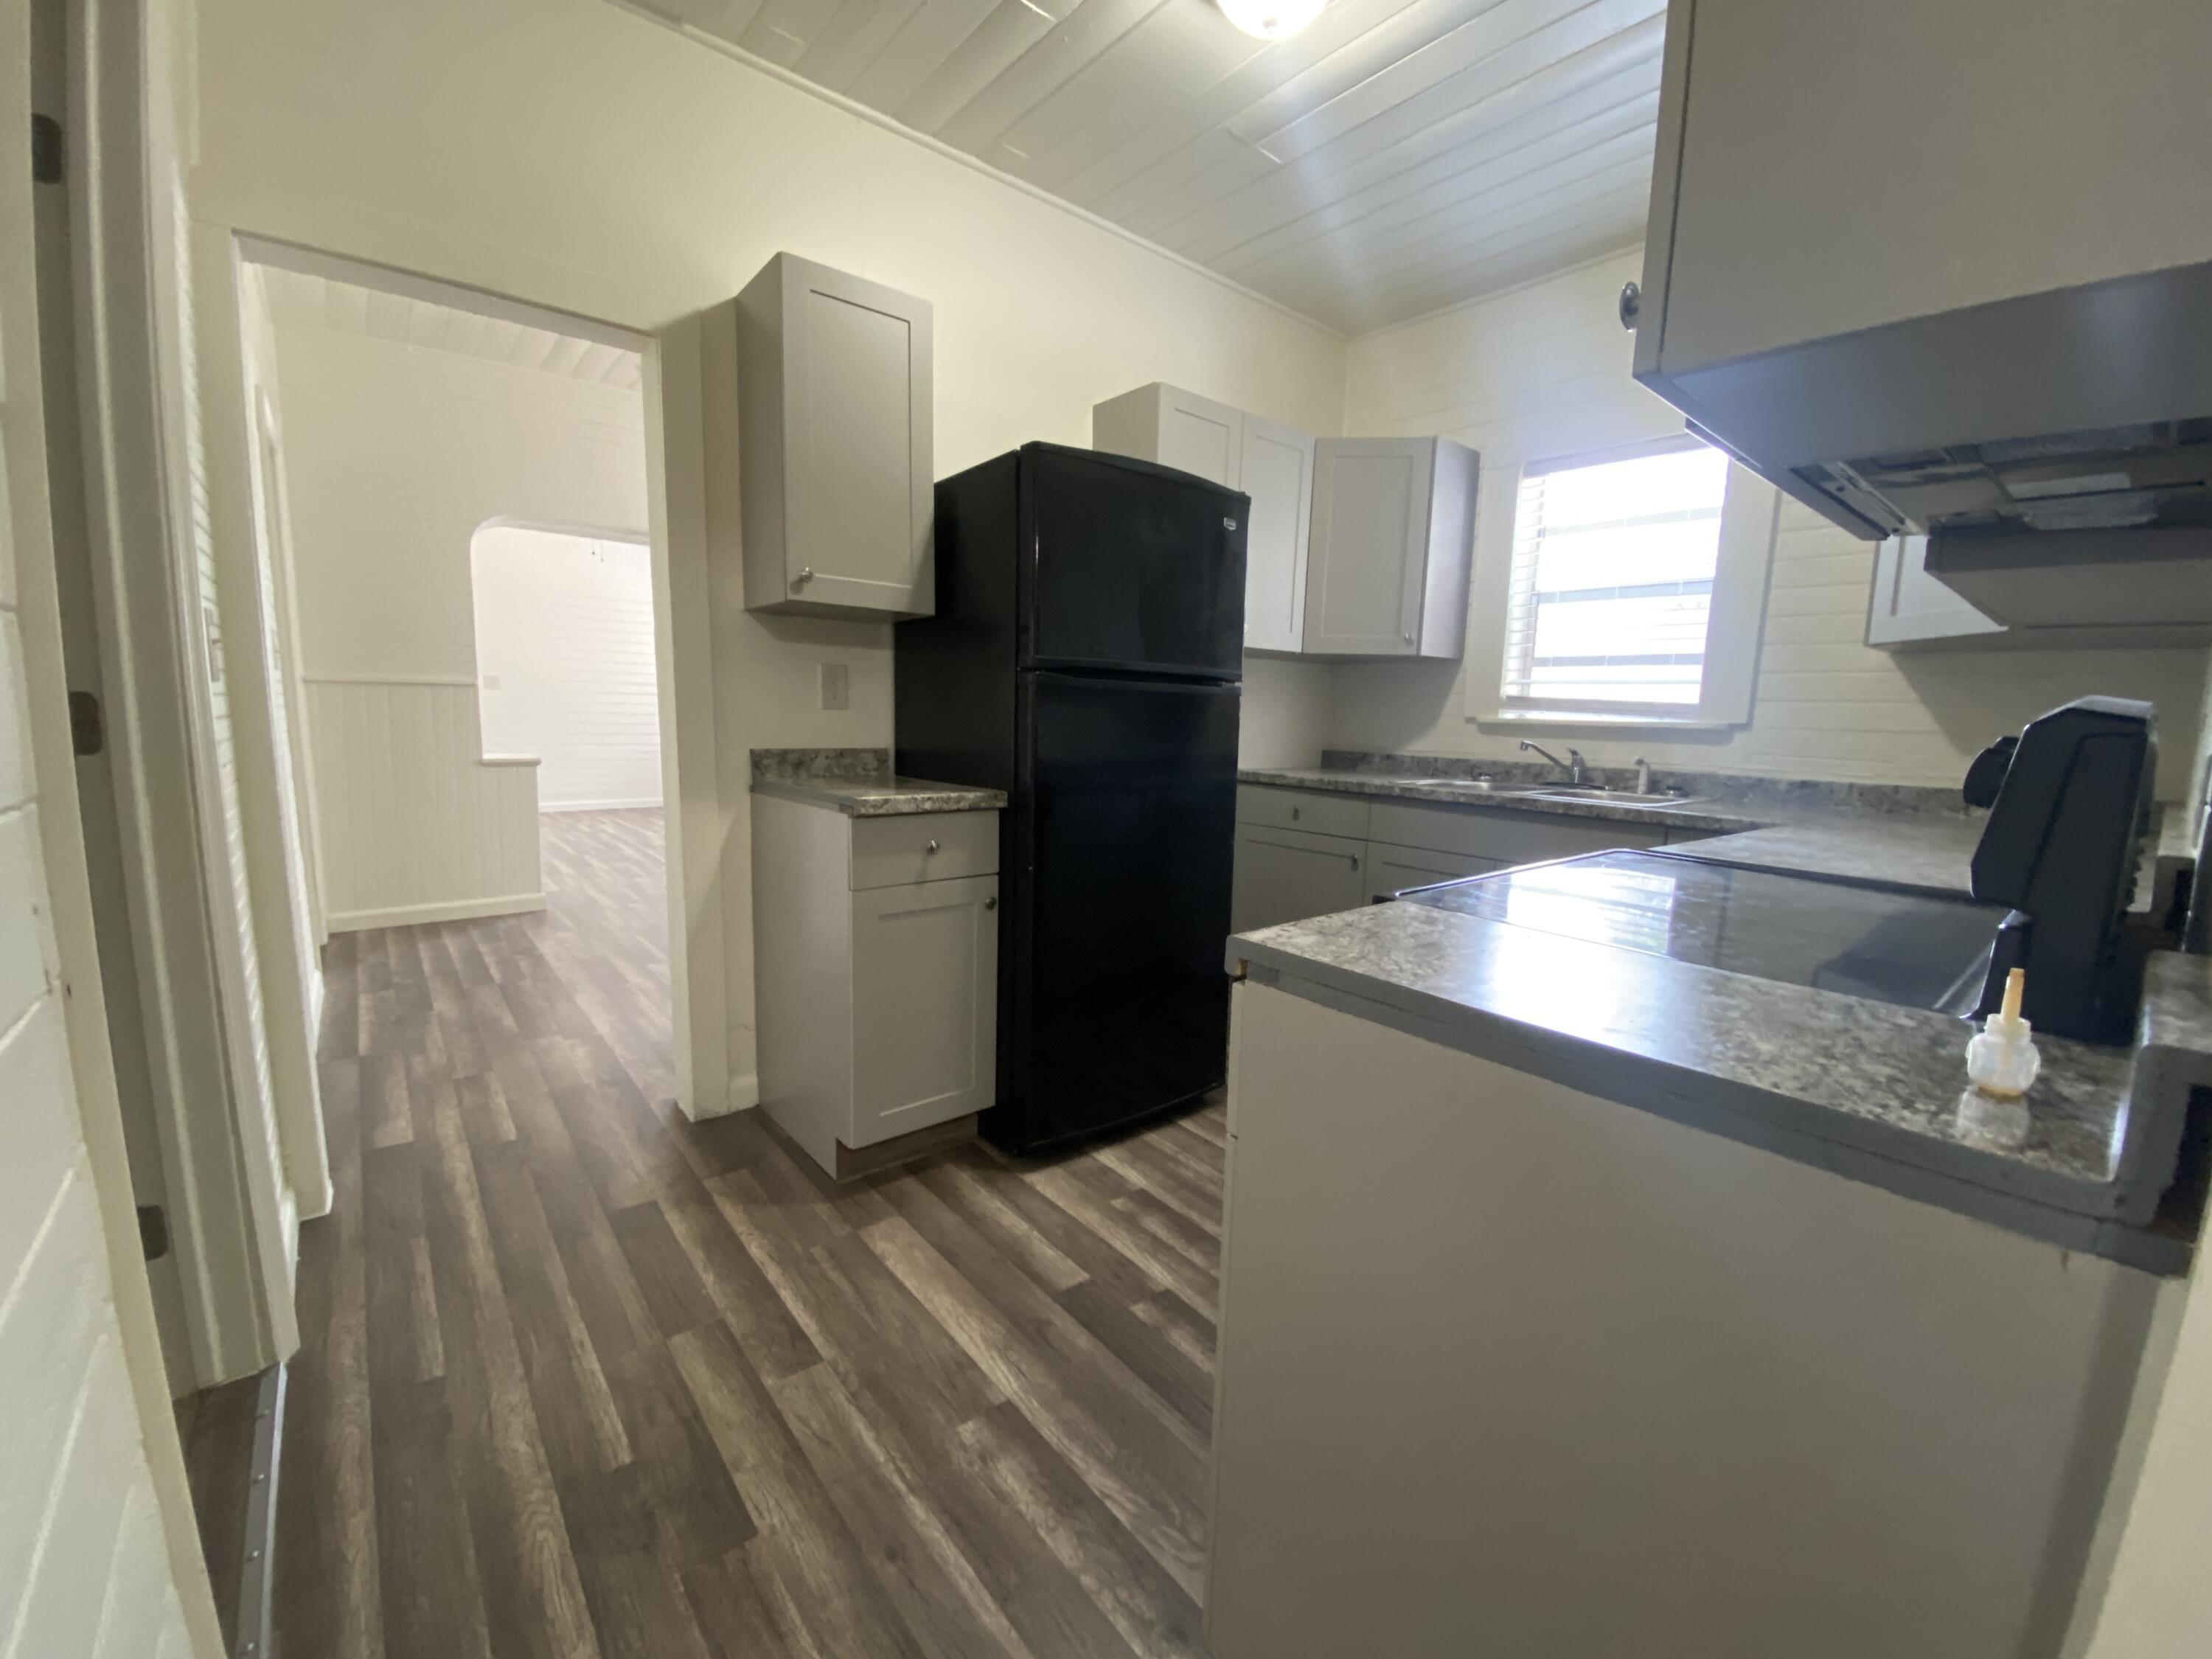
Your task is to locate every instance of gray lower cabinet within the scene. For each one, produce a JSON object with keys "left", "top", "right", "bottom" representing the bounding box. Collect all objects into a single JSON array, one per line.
[
  {"left": 1231, "top": 824, "right": 1368, "bottom": 934},
  {"left": 1366, "top": 843, "right": 1503, "bottom": 903},
  {"left": 1231, "top": 784, "right": 1674, "bottom": 933},
  {"left": 753, "top": 793, "right": 997, "bottom": 1175}
]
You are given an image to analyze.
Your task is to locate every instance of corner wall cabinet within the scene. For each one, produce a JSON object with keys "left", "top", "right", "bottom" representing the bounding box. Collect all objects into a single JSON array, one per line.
[
  {"left": 1865, "top": 535, "right": 2006, "bottom": 649},
  {"left": 1301, "top": 437, "right": 1478, "bottom": 659},
  {"left": 1092, "top": 382, "right": 1316, "bottom": 653},
  {"left": 752, "top": 794, "right": 997, "bottom": 1175},
  {"left": 735, "top": 253, "right": 934, "bottom": 619}
]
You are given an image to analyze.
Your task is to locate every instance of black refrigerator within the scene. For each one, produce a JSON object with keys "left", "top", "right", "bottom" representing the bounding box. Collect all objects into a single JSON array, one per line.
[{"left": 897, "top": 442, "right": 1246, "bottom": 1155}]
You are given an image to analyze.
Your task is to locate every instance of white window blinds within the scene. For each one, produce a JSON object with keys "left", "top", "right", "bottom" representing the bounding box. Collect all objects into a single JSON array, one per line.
[{"left": 1500, "top": 444, "right": 1732, "bottom": 714}]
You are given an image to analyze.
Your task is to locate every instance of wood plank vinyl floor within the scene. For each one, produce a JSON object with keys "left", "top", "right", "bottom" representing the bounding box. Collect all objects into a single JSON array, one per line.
[{"left": 277, "top": 808, "right": 1224, "bottom": 1659}]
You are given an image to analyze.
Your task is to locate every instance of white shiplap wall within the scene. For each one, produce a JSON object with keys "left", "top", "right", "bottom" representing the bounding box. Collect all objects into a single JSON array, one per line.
[
  {"left": 269, "top": 309, "right": 650, "bottom": 925},
  {"left": 1, "top": 255, "right": 194, "bottom": 1659},
  {"left": 1332, "top": 249, "right": 2212, "bottom": 796},
  {"left": 473, "top": 526, "right": 662, "bottom": 811}
]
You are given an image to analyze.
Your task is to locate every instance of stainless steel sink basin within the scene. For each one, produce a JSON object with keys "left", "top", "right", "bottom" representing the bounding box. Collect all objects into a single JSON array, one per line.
[
  {"left": 1526, "top": 787, "right": 1706, "bottom": 809},
  {"left": 1388, "top": 777, "right": 1547, "bottom": 795}
]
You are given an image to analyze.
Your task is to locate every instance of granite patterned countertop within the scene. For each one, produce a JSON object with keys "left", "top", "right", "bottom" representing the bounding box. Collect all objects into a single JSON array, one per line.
[
  {"left": 1228, "top": 901, "right": 2212, "bottom": 1273},
  {"left": 751, "top": 775, "right": 1006, "bottom": 816},
  {"left": 749, "top": 745, "right": 1004, "bottom": 816},
  {"left": 1239, "top": 763, "right": 2196, "bottom": 899}
]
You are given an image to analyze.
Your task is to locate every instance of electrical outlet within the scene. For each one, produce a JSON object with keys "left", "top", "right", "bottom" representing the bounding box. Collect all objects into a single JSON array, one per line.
[{"left": 818, "top": 661, "right": 851, "bottom": 712}]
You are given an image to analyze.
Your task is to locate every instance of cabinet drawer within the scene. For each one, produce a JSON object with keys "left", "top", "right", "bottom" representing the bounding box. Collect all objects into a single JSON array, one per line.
[
  {"left": 849, "top": 810, "right": 1000, "bottom": 889},
  {"left": 1235, "top": 785, "right": 1371, "bottom": 841},
  {"left": 1368, "top": 801, "right": 1663, "bottom": 865}
]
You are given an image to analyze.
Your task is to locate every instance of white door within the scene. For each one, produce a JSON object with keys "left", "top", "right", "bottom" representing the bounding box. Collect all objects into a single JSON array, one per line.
[
  {"left": 1865, "top": 534, "right": 2006, "bottom": 647},
  {"left": 1231, "top": 824, "right": 1368, "bottom": 933},
  {"left": 850, "top": 874, "right": 998, "bottom": 1147},
  {"left": 1239, "top": 414, "right": 1315, "bottom": 653},
  {"left": 1155, "top": 386, "right": 1242, "bottom": 488},
  {"left": 1304, "top": 439, "right": 1433, "bottom": 656}
]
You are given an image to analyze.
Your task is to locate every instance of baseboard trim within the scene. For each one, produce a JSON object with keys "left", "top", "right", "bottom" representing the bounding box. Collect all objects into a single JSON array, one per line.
[
  {"left": 327, "top": 892, "right": 546, "bottom": 932},
  {"left": 540, "top": 797, "right": 664, "bottom": 814}
]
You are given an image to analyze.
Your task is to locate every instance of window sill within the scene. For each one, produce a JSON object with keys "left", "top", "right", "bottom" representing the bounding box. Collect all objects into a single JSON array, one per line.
[{"left": 1477, "top": 709, "right": 1737, "bottom": 732}]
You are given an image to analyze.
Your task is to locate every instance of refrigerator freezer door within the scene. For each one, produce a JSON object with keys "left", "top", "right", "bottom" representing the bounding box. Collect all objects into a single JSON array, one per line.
[
  {"left": 992, "top": 669, "right": 1242, "bottom": 1152},
  {"left": 1024, "top": 445, "right": 1247, "bottom": 678}
]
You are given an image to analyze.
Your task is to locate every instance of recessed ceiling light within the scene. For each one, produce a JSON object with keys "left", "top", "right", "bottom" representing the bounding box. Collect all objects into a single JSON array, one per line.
[{"left": 1217, "top": 0, "right": 1326, "bottom": 41}]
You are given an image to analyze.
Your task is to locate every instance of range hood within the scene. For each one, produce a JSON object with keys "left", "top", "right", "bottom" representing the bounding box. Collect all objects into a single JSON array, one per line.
[{"left": 1624, "top": 0, "right": 2212, "bottom": 633}]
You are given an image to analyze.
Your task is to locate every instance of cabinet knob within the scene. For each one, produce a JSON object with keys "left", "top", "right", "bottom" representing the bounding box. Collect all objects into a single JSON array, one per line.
[
  {"left": 1401, "top": 631, "right": 1414, "bottom": 644},
  {"left": 1349, "top": 855, "right": 1360, "bottom": 870},
  {"left": 793, "top": 566, "right": 815, "bottom": 587},
  {"left": 984, "top": 895, "right": 997, "bottom": 910},
  {"left": 925, "top": 838, "right": 940, "bottom": 854},
  {"left": 1618, "top": 280, "right": 1641, "bottom": 330},
  {"left": 1290, "top": 805, "right": 1301, "bottom": 821}
]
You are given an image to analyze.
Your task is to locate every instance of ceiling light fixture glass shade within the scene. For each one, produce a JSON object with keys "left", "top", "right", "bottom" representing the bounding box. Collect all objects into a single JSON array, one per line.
[{"left": 1217, "top": 0, "right": 1326, "bottom": 41}]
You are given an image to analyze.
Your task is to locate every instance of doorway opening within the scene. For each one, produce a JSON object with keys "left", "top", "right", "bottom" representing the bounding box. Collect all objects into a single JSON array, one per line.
[
  {"left": 238, "top": 246, "right": 677, "bottom": 1113},
  {"left": 470, "top": 523, "right": 675, "bottom": 1101}
]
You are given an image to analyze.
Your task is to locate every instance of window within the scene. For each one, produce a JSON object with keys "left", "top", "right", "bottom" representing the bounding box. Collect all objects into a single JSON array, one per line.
[{"left": 1499, "top": 443, "right": 1733, "bottom": 717}]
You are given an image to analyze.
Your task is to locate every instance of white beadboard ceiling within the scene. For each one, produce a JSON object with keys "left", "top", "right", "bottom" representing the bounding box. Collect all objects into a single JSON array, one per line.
[
  {"left": 626, "top": 0, "right": 1663, "bottom": 333},
  {"left": 257, "top": 265, "right": 647, "bottom": 390}
]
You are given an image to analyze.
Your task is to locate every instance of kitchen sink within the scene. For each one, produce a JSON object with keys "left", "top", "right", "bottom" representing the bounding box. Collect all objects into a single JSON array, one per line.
[
  {"left": 1526, "top": 787, "right": 1707, "bottom": 808},
  {"left": 1387, "top": 777, "right": 1547, "bottom": 795}
]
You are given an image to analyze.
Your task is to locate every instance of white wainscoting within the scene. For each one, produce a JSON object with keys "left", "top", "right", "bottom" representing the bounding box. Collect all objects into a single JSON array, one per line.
[{"left": 304, "top": 676, "right": 543, "bottom": 931}]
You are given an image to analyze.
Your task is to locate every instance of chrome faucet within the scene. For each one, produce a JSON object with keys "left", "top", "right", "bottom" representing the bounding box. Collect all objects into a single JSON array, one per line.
[
  {"left": 1519, "top": 740, "right": 1587, "bottom": 785},
  {"left": 1633, "top": 757, "right": 1655, "bottom": 796}
]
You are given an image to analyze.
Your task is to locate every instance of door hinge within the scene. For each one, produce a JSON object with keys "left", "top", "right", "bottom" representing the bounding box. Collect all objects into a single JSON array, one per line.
[
  {"left": 69, "top": 690, "right": 105, "bottom": 757},
  {"left": 138, "top": 1205, "right": 170, "bottom": 1262},
  {"left": 32, "top": 114, "right": 63, "bottom": 184}
]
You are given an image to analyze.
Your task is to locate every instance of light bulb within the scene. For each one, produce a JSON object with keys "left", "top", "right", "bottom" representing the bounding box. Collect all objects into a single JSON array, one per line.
[{"left": 1217, "top": 0, "right": 1326, "bottom": 41}]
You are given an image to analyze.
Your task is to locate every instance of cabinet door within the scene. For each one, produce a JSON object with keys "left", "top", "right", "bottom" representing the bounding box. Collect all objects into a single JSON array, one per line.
[
  {"left": 1865, "top": 535, "right": 2006, "bottom": 648},
  {"left": 850, "top": 874, "right": 997, "bottom": 1148},
  {"left": 1153, "top": 386, "right": 1244, "bottom": 489},
  {"left": 1304, "top": 439, "right": 1433, "bottom": 656},
  {"left": 781, "top": 259, "right": 933, "bottom": 615},
  {"left": 1231, "top": 824, "right": 1368, "bottom": 933},
  {"left": 1365, "top": 842, "right": 1503, "bottom": 904},
  {"left": 1239, "top": 415, "right": 1315, "bottom": 653}
]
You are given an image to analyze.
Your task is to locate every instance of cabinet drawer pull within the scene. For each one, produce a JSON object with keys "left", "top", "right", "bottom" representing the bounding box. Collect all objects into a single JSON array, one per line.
[
  {"left": 984, "top": 895, "right": 997, "bottom": 910},
  {"left": 1349, "top": 855, "right": 1360, "bottom": 870},
  {"left": 793, "top": 566, "right": 815, "bottom": 588},
  {"left": 925, "top": 838, "right": 940, "bottom": 854},
  {"left": 1290, "top": 805, "right": 1301, "bottom": 821}
]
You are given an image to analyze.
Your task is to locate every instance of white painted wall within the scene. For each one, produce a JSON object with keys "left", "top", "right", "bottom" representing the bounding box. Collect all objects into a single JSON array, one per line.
[
  {"left": 266, "top": 312, "right": 650, "bottom": 926},
  {"left": 185, "top": 0, "right": 1351, "bottom": 1112},
  {"left": 472, "top": 526, "right": 662, "bottom": 811},
  {"left": 1333, "top": 250, "right": 2211, "bottom": 797},
  {"left": 272, "top": 323, "right": 650, "bottom": 682}
]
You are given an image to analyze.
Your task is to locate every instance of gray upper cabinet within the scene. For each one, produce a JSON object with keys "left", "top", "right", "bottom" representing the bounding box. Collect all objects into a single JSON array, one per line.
[
  {"left": 1865, "top": 535, "right": 2006, "bottom": 650},
  {"left": 1092, "top": 382, "right": 1315, "bottom": 654},
  {"left": 736, "top": 253, "right": 933, "bottom": 619},
  {"left": 1630, "top": 0, "right": 2212, "bottom": 543},
  {"left": 1301, "top": 437, "right": 1477, "bottom": 659}
]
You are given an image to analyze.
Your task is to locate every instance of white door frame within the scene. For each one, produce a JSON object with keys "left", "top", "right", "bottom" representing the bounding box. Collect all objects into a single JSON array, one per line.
[
  {"left": 3, "top": 0, "right": 226, "bottom": 1647},
  {"left": 232, "top": 234, "right": 728, "bottom": 1120},
  {"left": 60, "top": 0, "right": 297, "bottom": 1384}
]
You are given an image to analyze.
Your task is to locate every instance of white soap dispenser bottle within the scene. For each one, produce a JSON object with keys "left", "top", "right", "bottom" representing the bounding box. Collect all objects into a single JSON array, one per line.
[{"left": 1966, "top": 967, "right": 2042, "bottom": 1100}]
